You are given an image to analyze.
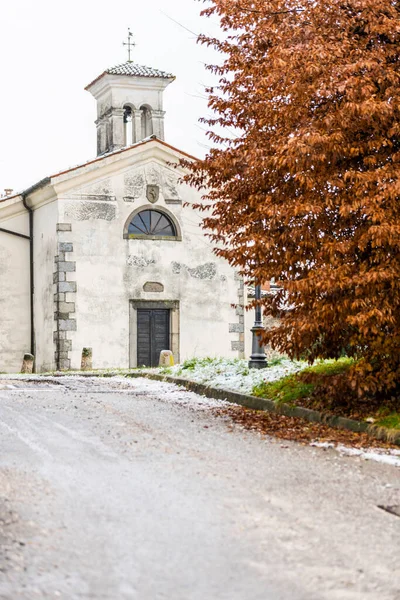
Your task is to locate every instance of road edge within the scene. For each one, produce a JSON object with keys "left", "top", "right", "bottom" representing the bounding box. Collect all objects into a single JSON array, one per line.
[
  {"left": 124, "top": 371, "right": 400, "bottom": 446},
  {"left": 4, "top": 370, "right": 400, "bottom": 446}
]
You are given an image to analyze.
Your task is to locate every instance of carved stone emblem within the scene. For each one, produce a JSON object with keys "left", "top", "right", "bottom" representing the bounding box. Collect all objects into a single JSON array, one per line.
[{"left": 146, "top": 184, "right": 159, "bottom": 204}]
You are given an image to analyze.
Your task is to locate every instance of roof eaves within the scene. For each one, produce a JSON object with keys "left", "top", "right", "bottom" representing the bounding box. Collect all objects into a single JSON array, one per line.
[
  {"left": 84, "top": 70, "right": 108, "bottom": 91},
  {"left": 0, "top": 177, "right": 51, "bottom": 204},
  {"left": 23, "top": 177, "right": 51, "bottom": 196},
  {"left": 85, "top": 64, "right": 175, "bottom": 91},
  {"left": 50, "top": 137, "right": 199, "bottom": 180},
  {"left": 157, "top": 139, "right": 199, "bottom": 162},
  {"left": 50, "top": 138, "right": 154, "bottom": 179}
]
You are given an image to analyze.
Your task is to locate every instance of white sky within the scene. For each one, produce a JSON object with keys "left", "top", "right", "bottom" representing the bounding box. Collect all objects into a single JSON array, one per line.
[{"left": 0, "top": 0, "right": 223, "bottom": 194}]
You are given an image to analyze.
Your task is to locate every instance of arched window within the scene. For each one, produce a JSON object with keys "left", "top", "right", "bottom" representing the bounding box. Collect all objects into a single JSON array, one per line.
[{"left": 127, "top": 209, "right": 179, "bottom": 240}]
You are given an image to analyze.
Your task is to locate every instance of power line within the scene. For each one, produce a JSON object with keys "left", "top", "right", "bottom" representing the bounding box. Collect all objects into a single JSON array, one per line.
[{"left": 160, "top": 10, "right": 199, "bottom": 37}]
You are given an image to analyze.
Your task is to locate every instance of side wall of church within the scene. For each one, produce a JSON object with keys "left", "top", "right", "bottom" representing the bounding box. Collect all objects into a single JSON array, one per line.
[
  {"left": 0, "top": 213, "right": 31, "bottom": 372},
  {"left": 56, "top": 159, "right": 242, "bottom": 369},
  {"left": 33, "top": 201, "right": 59, "bottom": 372}
]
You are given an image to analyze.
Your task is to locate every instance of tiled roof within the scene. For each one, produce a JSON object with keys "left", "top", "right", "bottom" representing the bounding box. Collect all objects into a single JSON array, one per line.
[
  {"left": 85, "top": 62, "right": 175, "bottom": 90},
  {"left": 106, "top": 62, "right": 174, "bottom": 79}
]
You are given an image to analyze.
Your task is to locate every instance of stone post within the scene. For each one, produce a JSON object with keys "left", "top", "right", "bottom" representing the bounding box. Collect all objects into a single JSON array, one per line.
[
  {"left": 21, "top": 353, "right": 34, "bottom": 374},
  {"left": 159, "top": 350, "right": 174, "bottom": 367},
  {"left": 81, "top": 348, "right": 93, "bottom": 371}
]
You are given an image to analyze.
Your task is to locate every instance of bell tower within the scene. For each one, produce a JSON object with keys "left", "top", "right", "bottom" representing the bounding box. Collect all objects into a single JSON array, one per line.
[{"left": 85, "top": 61, "right": 175, "bottom": 156}]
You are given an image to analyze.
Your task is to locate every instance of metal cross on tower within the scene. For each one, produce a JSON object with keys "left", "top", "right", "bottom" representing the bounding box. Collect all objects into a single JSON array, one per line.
[{"left": 123, "top": 28, "right": 136, "bottom": 63}]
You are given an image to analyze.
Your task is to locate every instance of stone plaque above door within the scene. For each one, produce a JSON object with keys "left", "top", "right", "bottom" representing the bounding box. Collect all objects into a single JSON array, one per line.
[{"left": 143, "top": 282, "right": 164, "bottom": 292}]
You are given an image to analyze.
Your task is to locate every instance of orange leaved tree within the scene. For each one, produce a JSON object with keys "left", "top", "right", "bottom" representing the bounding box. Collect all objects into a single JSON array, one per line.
[{"left": 183, "top": 0, "right": 400, "bottom": 399}]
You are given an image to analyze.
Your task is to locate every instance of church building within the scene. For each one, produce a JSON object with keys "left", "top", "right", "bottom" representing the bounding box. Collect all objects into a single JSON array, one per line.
[{"left": 0, "top": 59, "right": 248, "bottom": 373}]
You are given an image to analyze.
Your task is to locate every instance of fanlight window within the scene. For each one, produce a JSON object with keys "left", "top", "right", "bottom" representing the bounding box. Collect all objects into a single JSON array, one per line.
[{"left": 128, "top": 210, "right": 177, "bottom": 238}]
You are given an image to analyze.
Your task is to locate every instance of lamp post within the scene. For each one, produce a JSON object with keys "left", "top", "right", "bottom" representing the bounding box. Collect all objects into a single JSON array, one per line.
[{"left": 248, "top": 283, "right": 268, "bottom": 369}]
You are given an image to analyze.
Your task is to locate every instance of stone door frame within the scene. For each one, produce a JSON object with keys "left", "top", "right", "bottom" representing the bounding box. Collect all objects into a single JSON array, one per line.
[{"left": 129, "top": 300, "right": 180, "bottom": 368}]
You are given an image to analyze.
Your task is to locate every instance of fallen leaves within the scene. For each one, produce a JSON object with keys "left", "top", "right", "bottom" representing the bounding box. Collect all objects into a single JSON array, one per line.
[{"left": 213, "top": 405, "right": 399, "bottom": 449}]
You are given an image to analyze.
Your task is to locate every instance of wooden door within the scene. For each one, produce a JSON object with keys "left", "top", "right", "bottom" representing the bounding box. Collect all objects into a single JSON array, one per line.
[{"left": 137, "top": 309, "right": 170, "bottom": 367}]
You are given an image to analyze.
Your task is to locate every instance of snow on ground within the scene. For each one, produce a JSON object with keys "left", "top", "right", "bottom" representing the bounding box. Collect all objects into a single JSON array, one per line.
[
  {"left": 108, "top": 376, "right": 234, "bottom": 411},
  {"left": 131, "top": 378, "right": 400, "bottom": 467},
  {"left": 0, "top": 375, "right": 232, "bottom": 412},
  {"left": 159, "top": 357, "right": 305, "bottom": 394},
  {"left": 1, "top": 372, "right": 400, "bottom": 467},
  {"left": 0, "top": 357, "right": 303, "bottom": 396},
  {"left": 311, "top": 442, "right": 400, "bottom": 467}
]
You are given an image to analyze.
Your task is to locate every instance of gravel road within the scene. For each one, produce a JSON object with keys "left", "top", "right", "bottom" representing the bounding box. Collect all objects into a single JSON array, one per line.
[{"left": 0, "top": 376, "right": 399, "bottom": 600}]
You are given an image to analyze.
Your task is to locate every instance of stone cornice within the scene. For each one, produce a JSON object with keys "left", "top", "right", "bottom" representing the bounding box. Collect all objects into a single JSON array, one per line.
[
  {"left": 87, "top": 74, "right": 173, "bottom": 101},
  {"left": 0, "top": 196, "right": 27, "bottom": 221}
]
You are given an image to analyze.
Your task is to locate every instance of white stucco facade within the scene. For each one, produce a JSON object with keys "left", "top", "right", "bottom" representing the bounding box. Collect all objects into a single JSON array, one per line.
[
  {"left": 0, "top": 140, "right": 248, "bottom": 372},
  {"left": 0, "top": 60, "right": 249, "bottom": 373},
  {"left": 0, "top": 210, "right": 30, "bottom": 372}
]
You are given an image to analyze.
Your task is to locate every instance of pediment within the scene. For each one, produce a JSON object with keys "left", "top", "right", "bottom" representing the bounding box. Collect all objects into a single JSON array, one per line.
[{"left": 123, "top": 163, "right": 181, "bottom": 204}]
